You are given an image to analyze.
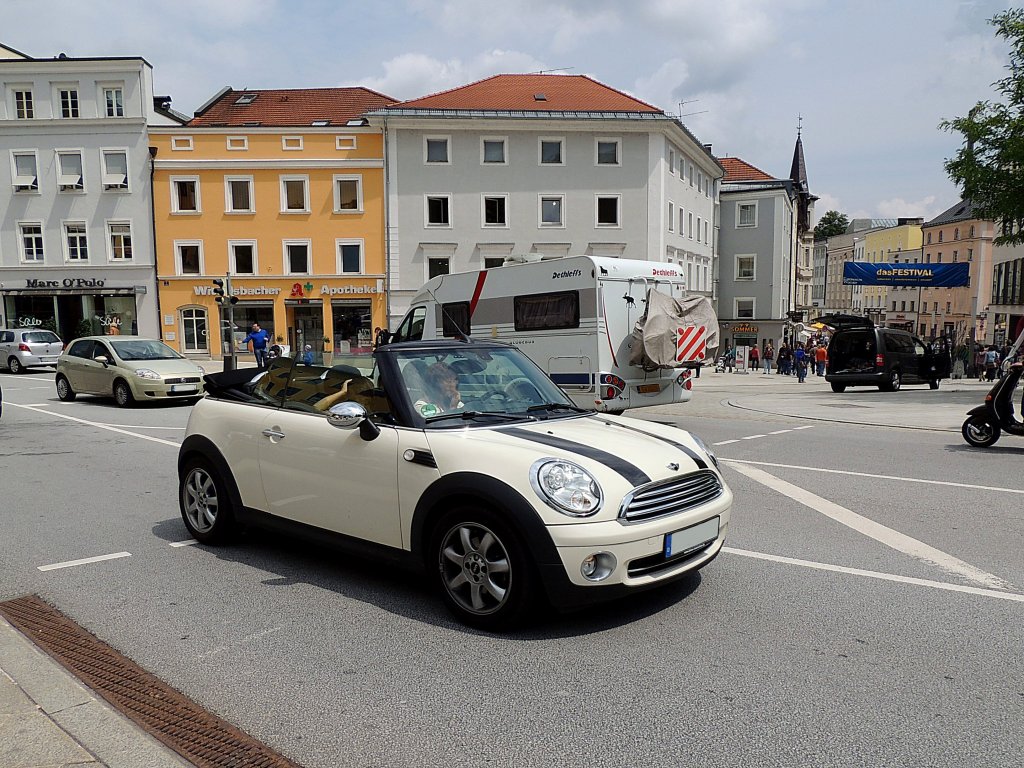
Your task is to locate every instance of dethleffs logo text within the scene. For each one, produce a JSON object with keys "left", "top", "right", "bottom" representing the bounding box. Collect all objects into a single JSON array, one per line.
[
  {"left": 552, "top": 269, "right": 582, "bottom": 279},
  {"left": 652, "top": 268, "right": 679, "bottom": 277},
  {"left": 194, "top": 285, "right": 282, "bottom": 296}
]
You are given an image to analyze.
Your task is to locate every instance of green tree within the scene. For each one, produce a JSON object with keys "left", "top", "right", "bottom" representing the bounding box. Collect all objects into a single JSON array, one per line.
[
  {"left": 812, "top": 210, "right": 849, "bottom": 240},
  {"left": 942, "top": 9, "right": 1024, "bottom": 244}
]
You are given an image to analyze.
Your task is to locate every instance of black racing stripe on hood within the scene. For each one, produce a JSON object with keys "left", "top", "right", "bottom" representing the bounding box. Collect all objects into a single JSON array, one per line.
[
  {"left": 597, "top": 419, "right": 708, "bottom": 470},
  {"left": 500, "top": 427, "right": 651, "bottom": 486}
]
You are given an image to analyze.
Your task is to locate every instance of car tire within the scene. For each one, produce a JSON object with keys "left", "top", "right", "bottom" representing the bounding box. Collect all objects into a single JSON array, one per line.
[
  {"left": 55, "top": 375, "right": 76, "bottom": 402},
  {"left": 881, "top": 370, "right": 901, "bottom": 392},
  {"left": 178, "top": 458, "right": 238, "bottom": 544},
  {"left": 962, "top": 415, "right": 1000, "bottom": 448},
  {"left": 8, "top": 357, "right": 22, "bottom": 374},
  {"left": 113, "top": 379, "right": 134, "bottom": 408},
  {"left": 431, "top": 506, "right": 536, "bottom": 631},
  {"left": 830, "top": 382, "right": 846, "bottom": 393},
  {"left": 928, "top": 379, "right": 940, "bottom": 390}
]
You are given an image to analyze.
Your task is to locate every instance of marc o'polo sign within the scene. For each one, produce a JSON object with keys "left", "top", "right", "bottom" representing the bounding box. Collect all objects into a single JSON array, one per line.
[{"left": 25, "top": 278, "right": 107, "bottom": 288}]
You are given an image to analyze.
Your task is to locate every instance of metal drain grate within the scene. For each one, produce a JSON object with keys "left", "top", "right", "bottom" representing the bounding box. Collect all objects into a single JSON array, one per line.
[{"left": 0, "top": 594, "right": 304, "bottom": 768}]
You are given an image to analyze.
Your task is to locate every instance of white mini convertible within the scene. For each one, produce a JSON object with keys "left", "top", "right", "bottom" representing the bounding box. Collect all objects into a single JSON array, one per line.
[{"left": 178, "top": 339, "right": 732, "bottom": 629}]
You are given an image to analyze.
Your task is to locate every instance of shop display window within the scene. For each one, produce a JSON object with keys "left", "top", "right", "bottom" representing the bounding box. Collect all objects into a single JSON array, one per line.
[
  {"left": 331, "top": 302, "right": 372, "bottom": 355},
  {"left": 4, "top": 295, "right": 57, "bottom": 333}
]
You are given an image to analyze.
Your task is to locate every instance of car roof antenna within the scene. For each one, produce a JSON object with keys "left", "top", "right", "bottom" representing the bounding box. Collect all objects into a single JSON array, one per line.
[{"left": 424, "top": 278, "right": 472, "bottom": 342}]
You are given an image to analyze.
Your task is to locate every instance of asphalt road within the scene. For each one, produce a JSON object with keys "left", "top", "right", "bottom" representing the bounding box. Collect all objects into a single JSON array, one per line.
[{"left": 1, "top": 368, "right": 1022, "bottom": 768}]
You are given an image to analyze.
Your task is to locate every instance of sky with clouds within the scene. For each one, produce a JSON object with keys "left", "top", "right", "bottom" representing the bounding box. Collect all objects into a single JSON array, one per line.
[{"left": 3, "top": 0, "right": 1016, "bottom": 223}]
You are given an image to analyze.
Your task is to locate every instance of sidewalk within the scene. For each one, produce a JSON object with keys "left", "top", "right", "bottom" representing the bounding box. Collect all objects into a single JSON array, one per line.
[{"left": 0, "top": 616, "right": 194, "bottom": 768}]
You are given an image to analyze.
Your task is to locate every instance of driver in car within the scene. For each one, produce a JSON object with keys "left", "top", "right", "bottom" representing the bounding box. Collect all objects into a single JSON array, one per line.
[{"left": 417, "top": 362, "right": 464, "bottom": 415}]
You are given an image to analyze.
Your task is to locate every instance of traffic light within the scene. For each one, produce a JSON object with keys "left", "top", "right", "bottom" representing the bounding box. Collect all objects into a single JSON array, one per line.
[
  {"left": 212, "top": 278, "right": 225, "bottom": 304},
  {"left": 212, "top": 278, "right": 238, "bottom": 304}
]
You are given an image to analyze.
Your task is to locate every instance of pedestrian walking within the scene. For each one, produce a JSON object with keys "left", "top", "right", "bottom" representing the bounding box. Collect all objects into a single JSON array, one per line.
[
  {"left": 763, "top": 343, "right": 774, "bottom": 374},
  {"left": 749, "top": 345, "right": 760, "bottom": 372},
  {"left": 243, "top": 322, "right": 270, "bottom": 368},
  {"left": 815, "top": 344, "right": 828, "bottom": 377},
  {"left": 985, "top": 346, "right": 999, "bottom": 382},
  {"left": 725, "top": 345, "right": 736, "bottom": 372},
  {"left": 778, "top": 343, "right": 791, "bottom": 375},
  {"left": 794, "top": 343, "right": 807, "bottom": 383},
  {"left": 974, "top": 345, "right": 987, "bottom": 381}
]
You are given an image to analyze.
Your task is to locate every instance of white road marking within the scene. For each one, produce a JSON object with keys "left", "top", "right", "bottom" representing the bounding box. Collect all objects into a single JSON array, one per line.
[
  {"left": 5, "top": 403, "right": 179, "bottom": 447},
  {"left": 39, "top": 552, "right": 131, "bottom": 571},
  {"left": 170, "top": 539, "right": 198, "bottom": 548},
  {"left": 793, "top": 425, "right": 815, "bottom": 430},
  {"left": 741, "top": 434, "right": 766, "bottom": 440},
  {"left": 94, "top": 423, "right": 186, "bottom": 431},
  {"left": 767, "top": 429, "right": 792, "bottom": 435},
  {"left": 724, "top": 547, "right": 1024, "bottom": 604},
  {"left": 714, "top": 426, "right": 811, "bottom": 446},
  {"left": 725, "top": 461, "right": 1010, "bottom": 590},
  {"left": 712, "top": 439, "right": 740, "bottom": 446},
  {"left": 719, "top": 458, "right": 1024, "bottom": 495},
  {"left": 198, "top": 626, "right": 284, "bottom": 660}
]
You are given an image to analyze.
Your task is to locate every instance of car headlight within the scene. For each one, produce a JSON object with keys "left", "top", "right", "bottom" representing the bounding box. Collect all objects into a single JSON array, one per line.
[
  {"left": 134, "top": 368, "right": 161, "bottom": 380},
  {"left": 690, "top": 433, "right": 719, "bottom": 468},
  {"left": 530, "top": 458, "right": 603, "bottom": 517},
  {"left": 196, "top": 365, "right": 206, "bottom": 375}
]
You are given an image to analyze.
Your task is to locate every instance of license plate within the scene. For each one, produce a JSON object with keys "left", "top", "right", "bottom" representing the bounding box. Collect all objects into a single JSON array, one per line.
[
  {"left": 637, "top": 383, "right": 661, "bottom": 394},
  {"left": 664, "top": 517, "right": 720, "bottom": 558},
  {"left": 41, "top": 358, "right": 57, "bottom": 364},
  {"left": 170, "top": 385, "right": 198, "bottom": 393}
]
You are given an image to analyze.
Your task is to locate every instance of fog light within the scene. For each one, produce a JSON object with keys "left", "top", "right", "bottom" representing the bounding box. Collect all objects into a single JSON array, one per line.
[{"left": 580, "top": 552, "right": 617, "bottom": 582}]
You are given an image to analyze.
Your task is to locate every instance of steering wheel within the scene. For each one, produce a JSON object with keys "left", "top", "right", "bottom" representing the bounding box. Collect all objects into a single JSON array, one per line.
[{"left": 504, "top": 378, "right": 542, "bottom": 401}]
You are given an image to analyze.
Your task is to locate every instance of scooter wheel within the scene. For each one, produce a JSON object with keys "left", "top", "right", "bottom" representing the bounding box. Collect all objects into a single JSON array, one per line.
[{"left": 962, "top": 415, "right": 1001, "bottom": 448}]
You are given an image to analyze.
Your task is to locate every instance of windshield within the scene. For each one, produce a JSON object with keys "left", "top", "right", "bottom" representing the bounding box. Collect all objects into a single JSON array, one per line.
[
  {"left": 394, "top": 345, "right": 579, "bottom": 427},
  {"left": 110, "top": 339, "right": 183, "bottom": 361},
  {"left": 25, "top": 331, "right": 60, "bottom": 344}
]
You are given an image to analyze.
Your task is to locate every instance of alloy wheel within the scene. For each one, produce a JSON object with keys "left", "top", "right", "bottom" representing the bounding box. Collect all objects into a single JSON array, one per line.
[
  {"left": 182, "top": 467, "right": 218, "bottom": 533},
  {"left": 439, "top": 522, "right": 511, "bottom": 615},
  {"left": 8, "top": 357, "right": 21, "bottom": 374}
]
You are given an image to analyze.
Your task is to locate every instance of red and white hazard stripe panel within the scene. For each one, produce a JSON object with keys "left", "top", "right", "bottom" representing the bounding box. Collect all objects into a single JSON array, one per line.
[{"left": 675, "top": 325, "right": 707, "bottom": 362}]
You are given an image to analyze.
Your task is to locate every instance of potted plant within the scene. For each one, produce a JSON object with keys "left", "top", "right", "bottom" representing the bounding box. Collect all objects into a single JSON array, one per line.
[{"left": 322, "top": 336, "right": 333, "bottom": 366}]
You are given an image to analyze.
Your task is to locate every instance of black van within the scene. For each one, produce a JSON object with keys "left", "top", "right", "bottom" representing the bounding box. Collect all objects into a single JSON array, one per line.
[{"left": 815, "top": 315, "right": 950, "bottom": 393}]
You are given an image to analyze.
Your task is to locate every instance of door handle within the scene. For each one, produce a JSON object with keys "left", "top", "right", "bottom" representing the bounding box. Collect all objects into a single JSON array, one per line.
[{"left": 261, "top": 428, "right": 286, "bottom": 439}]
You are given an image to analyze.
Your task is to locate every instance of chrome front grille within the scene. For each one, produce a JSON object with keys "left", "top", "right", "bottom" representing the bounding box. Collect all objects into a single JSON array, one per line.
[
  {"left": 164, "top": 377, "right": 201, "bottom": 385},
  {"left": 619, "top": 470, "right": 723, "bottom": 523}
]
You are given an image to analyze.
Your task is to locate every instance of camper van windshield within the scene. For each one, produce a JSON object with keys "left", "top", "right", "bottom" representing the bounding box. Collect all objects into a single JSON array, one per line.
[{"left": 395, "top": 345, "right": 578, "bottom": 426}]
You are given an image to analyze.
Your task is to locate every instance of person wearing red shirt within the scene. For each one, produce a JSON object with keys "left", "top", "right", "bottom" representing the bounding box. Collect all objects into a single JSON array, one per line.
[{"left": 814, "top": 344, "right": 828, "bottom": 376}]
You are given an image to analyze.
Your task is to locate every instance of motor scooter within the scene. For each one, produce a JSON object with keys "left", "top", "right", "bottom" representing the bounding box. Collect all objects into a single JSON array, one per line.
[{"left": 962, "top": 329, "right": 1024, "bottom": 447}]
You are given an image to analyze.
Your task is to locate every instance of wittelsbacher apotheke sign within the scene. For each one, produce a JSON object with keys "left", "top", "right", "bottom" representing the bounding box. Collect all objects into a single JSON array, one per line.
[{"left": 193, "top": 284, "right": 379, "bottom": 297}]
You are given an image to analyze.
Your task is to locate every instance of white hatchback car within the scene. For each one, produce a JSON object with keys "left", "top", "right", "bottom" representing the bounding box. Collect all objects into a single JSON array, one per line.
[{"left": 179, "top": 340, "right": 732, "bottom": 629}]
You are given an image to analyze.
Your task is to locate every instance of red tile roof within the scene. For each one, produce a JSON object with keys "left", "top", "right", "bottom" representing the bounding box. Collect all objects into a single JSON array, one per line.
[
  {"left": 189, "top": 87, "right": 397, "bottom": 127},
  {"left": 719, "top": 157, "right": 776, "bottom": 182},
  {"left": 388, "top": 74, "right": 663, "bottom": 113}
]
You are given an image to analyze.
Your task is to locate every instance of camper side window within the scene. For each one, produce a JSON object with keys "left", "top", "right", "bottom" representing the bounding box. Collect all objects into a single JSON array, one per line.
[
  {"left": 393, "top": 307, "right": 426, "bottom": 343},
  {"left": 514, "top": 291, "right": 580, "bottom": 332},
  {"left": 441, "top": 302, "right": 471, "bottom": 338}
]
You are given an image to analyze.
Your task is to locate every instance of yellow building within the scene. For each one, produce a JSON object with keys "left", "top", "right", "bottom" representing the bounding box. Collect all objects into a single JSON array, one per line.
[
  {"left": 150, "top": 86, "right": 395, "bottom": 361},
  {"left": 862, "top": 219, "right": 923, "bottom": 327}
]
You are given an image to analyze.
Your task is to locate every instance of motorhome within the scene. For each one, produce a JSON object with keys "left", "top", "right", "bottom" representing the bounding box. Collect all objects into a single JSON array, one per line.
[{"left": 392, "top": 255, "right": 718, "bottom": 412}]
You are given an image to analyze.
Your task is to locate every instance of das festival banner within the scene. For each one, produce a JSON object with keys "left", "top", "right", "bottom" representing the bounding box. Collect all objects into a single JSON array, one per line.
[{"left": 842, "top": 262, "right": 970, "bottom": 287}]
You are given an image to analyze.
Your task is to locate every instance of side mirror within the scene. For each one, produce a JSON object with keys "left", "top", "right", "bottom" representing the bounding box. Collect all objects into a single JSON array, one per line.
[
  {"left": 94, "top": 355, "right": 109, "bottom": 366},
  {"left": 326, "top": 401, "right": 380, "bottom": 441}
]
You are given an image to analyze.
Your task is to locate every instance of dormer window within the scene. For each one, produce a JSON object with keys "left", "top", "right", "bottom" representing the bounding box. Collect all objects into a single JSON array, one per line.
[{"left": 235, "top": 93, "right": 257, "bottom": 105}]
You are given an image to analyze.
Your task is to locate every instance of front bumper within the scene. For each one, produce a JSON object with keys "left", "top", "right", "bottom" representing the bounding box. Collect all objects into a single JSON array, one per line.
[{"left": 132, "top": 378, "right": 203, "bottom": 400}]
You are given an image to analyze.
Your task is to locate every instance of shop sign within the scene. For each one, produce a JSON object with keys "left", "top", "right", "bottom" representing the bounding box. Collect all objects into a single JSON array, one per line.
[
  {"left": 18, "top": 316, "right": 44, "bottom": 327},
  {"left": 194, "top": 285, "right": 282, "bottom": 296},
  {"left": 729, "top": 323, "right": 759, "bottom": 333},
  {"left": 96, "top": 315, "right": 122, "bottom": 328},
  {"left": 26, "top": 277, "right": 106, "bottom": 289},
  {"left": 320, "top": 285, "right": 377, "bottom": 295}
]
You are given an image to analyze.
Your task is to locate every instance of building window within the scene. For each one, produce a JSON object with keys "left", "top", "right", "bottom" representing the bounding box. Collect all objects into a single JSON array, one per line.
[
  {"left": 669, "top": 148, "right": 676, "bottom": 174},
  {"left": 171, "top": 136, "right": 193, "bottom": 151},
  {"left": 735, "top": 298, "right": 754, "bottom": 319},
  {"left": 282, "top": 136, "right": 303, "bottom": 150},
  {"left": 696, "top": 216, "right": 703, "bottom": 242},
  {"left": 64, "top": 222, "right": 88, "bottom": 261},
  {"left": 737, "top": 202, "right": 757, "bottom": 227},
  {"left": 596, "top": 138, "right": 620, "bottom": 165},
  {"left": 938, "top": 231, "right": 944, "bottom": 242},
  {"left": 101, "top": 150, "right": 129, "bottom": 190},
  {"left": 426, "top": 195, "right": 451, "bottom": 227},
  {"left": 284, "top": 241, "right": 311, "bottom": 274},
  {"left": 484, "top": 257, "right": 505, "bottom": 269},
  {"left": 901, "top": 301, "right": 906, "bottom": 311},
  {"left": 688, "top": 163, "right": 694, "bottom": 185},
  {"left": 226, "top": 136, "right": 248, "bottom": 151},
  {"left": 425, "top": 136, "right": 450, "bottom": 164},
  {"left": 181, "top": 308, "right": 208, "bottom": 353},
  {"left": 229, "top": 241, "right": 256, "bottom": 274},
  {"left": 59, "top": 88, "right": 79, "bottom": 118},
  {"left": 540, "top": 195, "right": 564, "bottom": 227},
  {"left": 704, "top": 220, "right": 709, "bottom": 243},
  {"left": 337, "top": 240, "right": 363, "bottom": 274},
  {"left": 14, "top": 89, "right": 33, "bottom": 119},
  {"left": 108, "top": 222, "right": 133, "bottom": 260},
  {"left": 336, "top": 135, "right": 357, "bottom": 150},
  {"left": 968, "top": 248, "right": 974, "bottom": 261},
  {"left": 679, "top": 207, "right": 685, "bottom": 236},
  {"left": 668, "top": 201, "right": 675, "bottom": 232},
  {"left": 171, "top": 177, "right": 200, "bottom": 213},
  {"left": 12, "top": 152, "right": 38, "bottom": 191},
  {"left": 56, "top": 151, "right": 84, "bottom": 191},
  {"left": 540, "top": 138, "right": 564, "bottom": 165},
  {"left": 688, "top": 212, "right": 694, "bottom": 239},
  {"left": 481, "top": 137, "right": 507, "bottom": 164},
  {"left": 280, "top": 176, "right": 309, "bottom": 212},
  {"left": 176, "top": 242, "right": 202, "bottom": 275},
  {"left": 926, "top": 232, "right": 932, "bottom": 244},
  {"left": 333, "top": 176, "right": 362, "bottom": 213},
  {"left": 225, "top": 176, "right": 254, "bottom": 213},
  {"left": 19, "top": 223, "right": 44, "bottom": 261},
  {"left": 428, "top": 257, "right": 450, "bottom": 279},
  {"left": 597, "top": 195, "right": 620, "bottom": 227},
  {"left": 483, "top": 195, "right": 508, "bottom": 227},
  {"left": 736, "top": 255, "right": 755, "bottom": 280},
  {"left": 970, "top": 225, "right": 976, "bottom": 238},
  {"left": 103, "top": 87, "right": 124, "bottom": 117},
  {"left": 954, "top": 228, "right": 960, "bottom": 240}
]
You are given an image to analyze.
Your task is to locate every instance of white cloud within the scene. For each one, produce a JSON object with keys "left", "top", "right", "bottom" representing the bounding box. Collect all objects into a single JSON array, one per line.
[
  {"left": 873, "top": 195, "right": 941, "bottom": 221},
  {"left": 811, "top": 194, "right": 845, "bottom": 226}
]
